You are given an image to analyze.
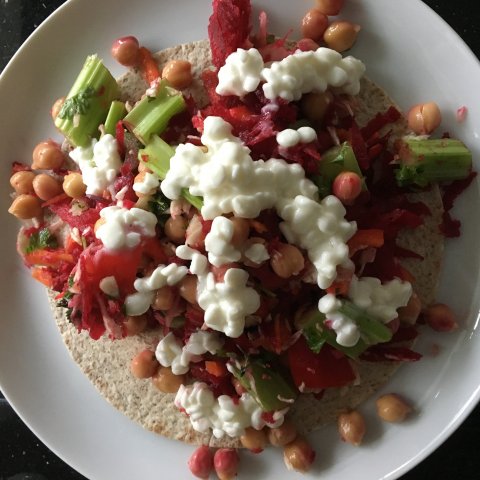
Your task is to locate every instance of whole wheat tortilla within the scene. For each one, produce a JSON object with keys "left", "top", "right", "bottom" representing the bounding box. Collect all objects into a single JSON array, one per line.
[{"left": 49, "top": 40, "right": 444, "bottom": 447}]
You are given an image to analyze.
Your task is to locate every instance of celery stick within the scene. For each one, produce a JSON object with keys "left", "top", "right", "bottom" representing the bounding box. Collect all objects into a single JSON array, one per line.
[
  {"left": 104, "top": 101, "right": 126, "bottom": 136},
  {"left": 313, "top": 142, "right": 365, "bottom": 197},
  {"left": 123, "top": 82, "right": 186, "bottom": 145},
  {"left": 395, "top": 138, "right": 472, "bottom": 187},
  {"left": 55, "top": 55, "right": 119, "bottom": 147},
  {"left": 139, "top": 135, "right": 203, "bottom": 210}
]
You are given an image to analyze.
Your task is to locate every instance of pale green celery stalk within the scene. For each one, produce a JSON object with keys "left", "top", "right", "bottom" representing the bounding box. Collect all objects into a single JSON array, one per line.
[
  {"left": 313, "top": 142, "right": 365, "bottom": 197},
  {"left": 54, "top": 55, "right": 119, "bottom": 147},
  {"left": 139, "top": 135, "right": 203, "bottom": 210},
  {"left": 123, "top": 82, "right": 185, "bottom": 145},
  {"left": 395, "top": 138, "right": 472, "bottom": 187},
  {"left": 104, "top": 101, "right": 126, "bottom": 136}
]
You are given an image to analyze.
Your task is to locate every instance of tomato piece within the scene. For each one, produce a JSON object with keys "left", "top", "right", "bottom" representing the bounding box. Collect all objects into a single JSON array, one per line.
[
  {"left": 287, "top": 336, "right": 355, "bottom": 389},
  {"left": 83, "top": 245, "right": 142, "bottom": 294},
  {"left": 205, "top": 360, "right": 229, "bottom": 378},
  {"left": 24, "top": 249, "right": 75, "bottom": 268},
  {"left": 31, "top": 267, "right": 55, "bottom": 288}
]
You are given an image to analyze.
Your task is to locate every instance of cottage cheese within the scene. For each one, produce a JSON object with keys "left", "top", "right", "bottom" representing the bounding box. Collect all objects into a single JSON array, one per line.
[
  {"left": 132, "top": 171, "right": 160, "bottom": 195},
  {"left": 204, "top": 216, "right": 242, "bottom": 267},
  {"left": 155, "top": 331, "right": 223, "bottom": 375},
  {"left": 124, "top": 263, "right": 188, "bottom": 316},
  {"left": 69, "top": 134, "right": 121, "bottom": 195},
  {"left": 98, "top": 276, "right": 119, "bottom": 298},
  {"left": 215, "top": 47, "right": 365, "bottom": 101},
  {"left": 175, "top": 382, "right": 287, "bottom": 438},
  {"left": 276, "top": 126, "right": 317, "bottom": 148},
  {"left": 95, "top": 205, "right": 157, "bottom": 251}
]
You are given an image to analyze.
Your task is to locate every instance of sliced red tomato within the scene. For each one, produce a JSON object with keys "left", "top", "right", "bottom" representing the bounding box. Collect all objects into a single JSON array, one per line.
[{"left": 287, "top": 336, "right": 355, "bottom": 390}]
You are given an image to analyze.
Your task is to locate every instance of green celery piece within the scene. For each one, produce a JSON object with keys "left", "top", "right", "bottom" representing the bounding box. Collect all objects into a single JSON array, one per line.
[
  {"left": 123, "top": 81, "right": 186, "bottom": 145},
  {"left": 313, "top": 142, "right": 365, "bottom": 197},
  {"left": 139, "top": 135, "right": 203, "bottom": 210},
  {"left": 231, "top": 358, "right": 298, "bottom": 412},
  {"left": 104, "top": 100, "right": 126, "bottom": 136},
  {"left": 395, "top": 138, "right": 472, "bottom": 187},
  {"left": 300, "top": 308, "right": 368, "bottom": 359},
  {"left": 55, "top": 55, "right": 119, "bottom": 147},
  {"left": 338, "top": 300, "right": 392, "bottom": 345}
]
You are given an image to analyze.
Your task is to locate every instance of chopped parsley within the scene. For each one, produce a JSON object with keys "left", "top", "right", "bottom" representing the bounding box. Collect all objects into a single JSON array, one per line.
[
  {"left": 58, "top": 86, "right": 95, "bottom": 120},
  {"left": 26, "top": 228, "right": 58, "bottom": 253},
  {"left": 148, "top": 190, "right": 171, "bottom": 225}
]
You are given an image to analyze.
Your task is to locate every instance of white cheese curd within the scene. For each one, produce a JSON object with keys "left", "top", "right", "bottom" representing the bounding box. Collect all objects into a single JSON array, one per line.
[
  {"left": 98, "top": 276, "right": 119, "bottom": 298},
  {"left": 348, "top": 276, "right": 412, "bottom": 323},
  {"left": 318, "top": 293, "right": 360, "bottom": 347},
  {"left": 198, "top": 269, "right": 260, "bottom": 338},
  {"left": 204, "top": 216, "right": 242, "bottom": 267},
  {"left": 279, "top": 195, "right": 356, "bottom": 289},
  {"left": 124, "top": 263, "right": 188, "bottom": 316},
  {"left": 95, "top": 205, "right": 157, "bottom": 251},
  {"left": 162, "top": 116, "right": 356, "bottom": 289},
  {"left": 69, "top": 134, "right": 121, "bottom": 195},
  {"left": 176, "top": 245, "right": 209, "bottom": 276},
  {"left": 244, "top": 243, "right": 270, "bottom": 264},
  {"left": 132, "top": 171, "right": 160, "bottom": 195},
  {"left": 216, "top": 48, "right": 264, "bottom": 97},
  {"left": 261, "top": 48, "right": 365, "bottom": 101},
  {"left": 175, "top": 382, "right": 287, "bottom": 438},
  {"left": 155, "top": 331, "right": 223, "bottom": 375},
  {"left": 276, "top": 126, "right": 317, "bottom": 148}
]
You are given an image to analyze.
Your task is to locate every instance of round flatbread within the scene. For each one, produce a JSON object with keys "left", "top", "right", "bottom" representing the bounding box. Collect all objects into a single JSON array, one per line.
[{"left": 48, "top": 40, "right": 444, "bottom": 447}]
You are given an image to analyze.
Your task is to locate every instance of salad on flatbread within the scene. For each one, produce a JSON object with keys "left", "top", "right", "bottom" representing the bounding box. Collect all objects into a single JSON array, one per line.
[{"left": 7, "top": 0, "right": 475, "bottom": 477}]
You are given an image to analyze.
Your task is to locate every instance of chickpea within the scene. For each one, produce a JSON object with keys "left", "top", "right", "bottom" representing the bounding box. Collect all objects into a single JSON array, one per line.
[
  {"left": 162, "top": 60, "right": 193, "bottom": 90},
  {"left": 301, "top": 9, "right": 329, "bottom": 42},
  {"left": 407, "top": 102, "right": 442, "bottom": 135},
  {"left": 32, "top": 173, "right": 63, "bottom": 201},
  {"left": 51, "top": 96, "right": 65, "bottom": 120},
  {"left": 137, "top": 160, "right": 152, "bottom": 173},
  {"left": 230, "top": 217, "right": 250, "bottom": 248},
  {"left": 151, "top": 286, "right": 175, "bottom": 310},
  {"left": 296, "top": 38, "right": 320, "bottom": 52},
  {"left": 188, "top": 445, "right": 213, "bottom": 480},
  {"left": 300, "top": 91, "right": 333, "bottom": 124},
  {"left": 270, "top": 243, "right": 305, "bottom": 278},
  {"left": 179, "top": 275, "right": 198, "bottom": 304},
  {"left": 315, "top": 0, "right": 345, "bottom": 16},
  {"left": 124, "top": 314, "right": 148, "bottom": 336},
  {"left": 397, "top": 292, "right": 422, "bottom": 325},
  {"left": 130, "top": 349, "right": 158, "bottom": 379},
  {"left": 213, "top": 448, "right": 239, "bottom": 480},
  {"left": 164, "top": 215, "right": 188, "bottom": 243},
  {"left": 133, "top": 171, "right": 157, "bottom": 198},
  {"left": 94, "top": 218, "right": 106, "bottom": 234},
  {"left": 63, "top": 172, "right": 86, "bottom": 198},
  {"left": 32, "top": 141, "right": 64, "bottom": 170},
  {"left": 111, "top": 35, "right": 140, "bottom": 67},
  {"left": 268, "top": 419, "right": 297, "bottom": 447},
  {"left": 10, "top": 171, "right": 35, "bottom": 194},
  {"left": 8, "top": 194, "right": 42, "bottom": 219},
  {"left": 332, "top": 171, "right": 363, "bottom": 204},
  {"left": 423, "top": 303, "right": 458, "bottom": 332},
  {"left": 283, "top": 436, "right": 316, "bottom": 473},
  {"left": 376, "top": 394, "right": 412, "bottom": 423},
  {"left": 324, "top": 21, "right": 361, "bottom": 53},
  {"left": 152, "top": 366, "right": 185, "bottom": 393},
  {"left": 240, "top": 427, "right": 268, "bottom": 453},
  {"left": 337, "top": 410, "right": 366, "bottom": 446}
]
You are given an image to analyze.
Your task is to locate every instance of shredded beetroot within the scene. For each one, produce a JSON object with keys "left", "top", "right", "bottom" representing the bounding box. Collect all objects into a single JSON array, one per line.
[
  {"left": 439, "top": 171, "right": 477, "bottom": 237},
  {"left": 11, "top": 161, "right": 31, "bottom": 173},
  {"left": 390, "top": 326, "right": 419, "bottom": 343},
  {"left": 49, "top": 197, "right": 102, "bottom": 230},
  {"left": 208, "top": 0, "right": 252, "bottom": 70},
  {"left": 189, "top": 363, "right": 237, "bottom": 397},
  {"left": 360, "top": 106, "right": 402, "bottom": 141},
  {"left": 360, "top": 346, "right": 422, "bottom": 362}
]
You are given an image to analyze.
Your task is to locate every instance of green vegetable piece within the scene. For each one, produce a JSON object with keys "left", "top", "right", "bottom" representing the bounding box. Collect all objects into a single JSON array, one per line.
[
  {"left": 139, "top": 135, "right": 203, "bottom": 210},
  {"left": 54, "top": 55, "right": 119, "bottom": 147},
  {"left": 300, "top": 308, "right": 368, "bottom": 359},
  {"left": 313, "top": 142, "right": 364, "bottom": 197},
  {"left": 26, "top": 228, "right": 58, "bottom": 253},
  {"left": 231, "top": 358, "right": 298, "bottom": 412},
  {"left": 123, "top": 81, "right": 186, "bottom": 145},
  {"left": 395, "top": 137, "right": 472, "bottom": 187},
  {"left": 104, "top": 100, "right": 127, "bottom": 136}
]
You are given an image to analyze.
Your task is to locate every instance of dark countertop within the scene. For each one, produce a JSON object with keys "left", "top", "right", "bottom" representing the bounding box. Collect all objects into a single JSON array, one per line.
[{"left": 1, "top": 1, "right": 479, "bottom": 479}]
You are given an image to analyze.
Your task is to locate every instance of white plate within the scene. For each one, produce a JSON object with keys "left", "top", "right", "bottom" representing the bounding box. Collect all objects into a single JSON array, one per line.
[{"left": 1, "top": 0, "right": 479, "bottom": 479}]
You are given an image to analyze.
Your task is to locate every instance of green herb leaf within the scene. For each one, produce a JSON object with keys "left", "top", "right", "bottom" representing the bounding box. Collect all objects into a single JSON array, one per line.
[
  {"left": 58, "top": 86, "right": 95, "bottom": 120},
  {"left": 26, "top": 228, "right": 58, "bottom": 253}
]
